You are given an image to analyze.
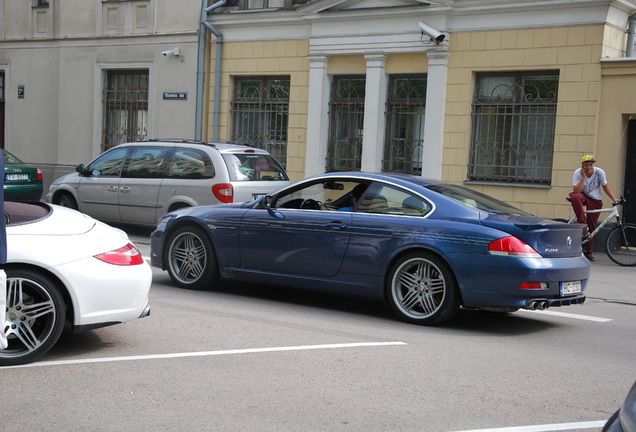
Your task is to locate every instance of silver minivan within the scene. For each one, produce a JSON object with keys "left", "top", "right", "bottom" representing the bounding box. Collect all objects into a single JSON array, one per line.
[{"left": 45, "top": 140, "right": 290, "bottom": 226}]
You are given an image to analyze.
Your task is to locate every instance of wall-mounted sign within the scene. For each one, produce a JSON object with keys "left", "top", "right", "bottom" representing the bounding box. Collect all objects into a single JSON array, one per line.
[
  {"left": 163, "top": 92, "right": 187, "bottom": 100},
  {"left": 18, "top": 85, "right": 24, "bottom": 99}
]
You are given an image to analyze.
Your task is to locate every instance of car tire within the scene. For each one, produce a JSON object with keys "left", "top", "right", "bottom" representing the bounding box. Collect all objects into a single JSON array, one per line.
[
  {"left": 386, "top": 252, "right": 460, "bottom": 325},
  {"left": 165, "top": 225, "right": 218, "bottom": 290},
  {"left": 0, "top": 268, "right": 66, "bottom": 366},
  {"left": 56, "top": 193, "right": 78, "bottom": 210}
]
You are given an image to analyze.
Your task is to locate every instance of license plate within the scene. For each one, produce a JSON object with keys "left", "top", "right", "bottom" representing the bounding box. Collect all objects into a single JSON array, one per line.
[
  {"left": 6, "top": 174, "right": 29, "bottom": 181},
  {"left": 560, "top": 280, "right": 582, "bottom": 296}
]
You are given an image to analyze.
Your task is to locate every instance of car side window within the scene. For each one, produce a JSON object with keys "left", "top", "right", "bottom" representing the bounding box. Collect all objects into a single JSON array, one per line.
[
  {"left": 122, "top": 147, "right": 170, "bottom": 179},
  {"left": 274, "top": 180, "right": 366, "bottom": 210},
  {"left": 87, "top": 147, "right": 129, "bottom": 177},
  {"left": 166, "top": 149, "right": 215, "bottom": 179},
  {"left": 357, "top": 183, "right": 432, "bottom": 217}
]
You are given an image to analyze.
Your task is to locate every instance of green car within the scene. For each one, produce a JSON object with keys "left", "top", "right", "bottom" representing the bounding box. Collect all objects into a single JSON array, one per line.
[{"left": 3, "top": 148, "right": 43, "bottom": 202}]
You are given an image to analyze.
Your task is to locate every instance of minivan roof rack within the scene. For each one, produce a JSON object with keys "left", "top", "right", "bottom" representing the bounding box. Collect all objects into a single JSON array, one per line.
[
  {"left": 147, "top": 138, "right": 205, "bottom": 144},
  {"left": 146, "top": 138, "right": 257, "bottom": 149}
]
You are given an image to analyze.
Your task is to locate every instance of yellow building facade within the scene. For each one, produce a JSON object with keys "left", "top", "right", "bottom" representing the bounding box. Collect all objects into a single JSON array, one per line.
[{"left": 205, "top": 0, "right": 636, "bottom": 222}]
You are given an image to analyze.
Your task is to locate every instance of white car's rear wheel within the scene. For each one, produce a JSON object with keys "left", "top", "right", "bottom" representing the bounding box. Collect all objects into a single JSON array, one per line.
[{"left": 1, "top": 269, "right": 66, "bottom": 366}]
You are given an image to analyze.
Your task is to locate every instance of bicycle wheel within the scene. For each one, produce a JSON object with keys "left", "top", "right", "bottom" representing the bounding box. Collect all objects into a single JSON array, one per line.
[{"left": 605, "top": 224, "right": 636, "bottom": 266}]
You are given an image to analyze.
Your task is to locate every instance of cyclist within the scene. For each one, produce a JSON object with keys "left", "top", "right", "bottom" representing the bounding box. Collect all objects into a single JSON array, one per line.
[{"left": 570, "top": 154, "right": 620, "bottom": 261}]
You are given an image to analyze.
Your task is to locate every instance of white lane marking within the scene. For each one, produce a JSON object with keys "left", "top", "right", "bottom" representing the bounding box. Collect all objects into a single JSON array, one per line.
[
  {"left": 520, "top": 309, "right": 612, "bottom": 322},
  {"left": 4, "top": 341, "right": 407, "bottom": 369},
  {"left": 452, "top": 420, "right": 607, "bottom": 431}
]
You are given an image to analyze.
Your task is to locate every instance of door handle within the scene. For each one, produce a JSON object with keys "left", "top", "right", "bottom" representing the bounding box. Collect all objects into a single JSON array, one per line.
[
  {"left": 120, "top": 186, "right": 130, "bottom": 193},
  {"left": 107, "top": 186, "right": 118, "bottom": 192},
  {"left": 326, "top": 222, "right": 347, "bottom": 230}
]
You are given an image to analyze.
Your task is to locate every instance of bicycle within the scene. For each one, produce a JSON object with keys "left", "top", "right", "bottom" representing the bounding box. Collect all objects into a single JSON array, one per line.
[{"left": 563, "top": 196, "right": 636, "bottom": 266}]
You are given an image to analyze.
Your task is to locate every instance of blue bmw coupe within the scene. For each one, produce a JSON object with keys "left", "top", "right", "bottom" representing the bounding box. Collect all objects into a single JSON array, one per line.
[{"left": 150, "top": 172, "right": 590, "bottom": 325}]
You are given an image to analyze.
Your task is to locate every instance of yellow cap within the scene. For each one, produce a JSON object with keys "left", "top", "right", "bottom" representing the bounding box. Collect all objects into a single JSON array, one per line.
[{"left": 581, "top": 155, "right": 595, "bottom": 163}]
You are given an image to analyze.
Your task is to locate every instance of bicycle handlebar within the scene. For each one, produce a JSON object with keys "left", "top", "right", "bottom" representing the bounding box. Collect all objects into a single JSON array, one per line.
[{"left": 612, "top": 196, "right": 626, "bottom": 207}]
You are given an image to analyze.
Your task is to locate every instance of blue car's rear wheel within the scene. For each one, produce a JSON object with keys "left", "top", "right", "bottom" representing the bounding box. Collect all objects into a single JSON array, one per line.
[
  {"left": 165, "top": 226, "right": 218, "bottom": 290},
  {"left": 387, "top": 252, "right": 459, "bottom": 325}
]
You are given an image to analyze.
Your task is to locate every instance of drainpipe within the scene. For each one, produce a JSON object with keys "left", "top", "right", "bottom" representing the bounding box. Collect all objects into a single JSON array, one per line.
[
  {"left": 196, "top": 0, "right": 226, "bottom": 141},
  {"left": 627, "top": 14, "right": 636, "bottom": 57}
]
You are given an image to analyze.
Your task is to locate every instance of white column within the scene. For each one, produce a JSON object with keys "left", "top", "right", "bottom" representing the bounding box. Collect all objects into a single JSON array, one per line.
[
  {"left": 305, "top": 55, "right": 330, "bottom": 177},
  {"left": 422, "top": 50, "right": 449, "bottom": 180},
  {"left": 361, "top": 53, "right": 388, "bottom": 173}
]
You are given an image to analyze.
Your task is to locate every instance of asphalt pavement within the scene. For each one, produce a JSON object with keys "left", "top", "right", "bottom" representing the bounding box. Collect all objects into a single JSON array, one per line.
[{"left": 583, "top": 252, "right": 635, "bottom": 306}]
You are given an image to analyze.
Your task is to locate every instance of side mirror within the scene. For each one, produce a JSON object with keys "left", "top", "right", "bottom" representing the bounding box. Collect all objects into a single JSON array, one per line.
[
  {"left": 75, "top": 164, "right": 87, "bottom": 175},
  {"left": 264, "top": 195, "right": 273, "bottom": 209}
]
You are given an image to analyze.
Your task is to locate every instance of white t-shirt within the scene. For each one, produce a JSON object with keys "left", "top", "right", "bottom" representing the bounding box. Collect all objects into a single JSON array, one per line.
[{"left": 572, "top": 167, "right": 607, "bottom": 200}]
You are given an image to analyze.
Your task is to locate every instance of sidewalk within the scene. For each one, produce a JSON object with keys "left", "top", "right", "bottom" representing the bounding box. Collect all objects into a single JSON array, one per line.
[{"left": 586, "top": 253, "right": 636, "bottom": 305}]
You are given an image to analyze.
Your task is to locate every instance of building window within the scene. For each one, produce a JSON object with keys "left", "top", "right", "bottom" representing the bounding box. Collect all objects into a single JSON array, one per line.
[
  {"left": 469, "top": 71, "right": 559, "bottom": 185},
  {"left": 102, "top": 70, "right": 149, "bottom": 151},
  {"left": 231, "top": 76, "right": 290, "bottom": 166},
  {"left": 241, "top": 0, "right": 288, "bottom": 9},
  {"left": 383, "top": 75, "right": 427, "bottom": 175},
  {"left": 327, "top": 76, "right": 366, "bottom": 172}
]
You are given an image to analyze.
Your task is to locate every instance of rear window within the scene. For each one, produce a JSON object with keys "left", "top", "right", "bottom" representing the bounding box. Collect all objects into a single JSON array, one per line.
[
  {"left": 427, "top": 184, "right": 530, "bottom": 216},
  {"left": 222, "top": 153, "right": 289, "bottom": 182},
  {"left": 2, "top": 149, "right": 24, "bottom": 164}
]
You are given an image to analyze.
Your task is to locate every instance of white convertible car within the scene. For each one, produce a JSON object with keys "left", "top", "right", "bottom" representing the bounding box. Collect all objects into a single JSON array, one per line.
[{"left": 1, "top": 201, "right": 151, "bottom": 366}]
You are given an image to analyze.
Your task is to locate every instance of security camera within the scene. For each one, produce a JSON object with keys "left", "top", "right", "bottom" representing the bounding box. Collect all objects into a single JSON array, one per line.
[
  {"left": 162, "top": 48, "right": 181, "bottom": 57},
  {"left": 419, "top": 21, "right": 445, "bottom": 44}
]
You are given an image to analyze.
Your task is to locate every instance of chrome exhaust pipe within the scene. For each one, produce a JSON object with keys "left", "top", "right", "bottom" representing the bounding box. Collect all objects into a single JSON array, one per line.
[
  {"left": 528, "top": 301, "right": 537, "bottom": 310},
  {"left": 536, "top": 301, "right": 547, "bottom": 311}
]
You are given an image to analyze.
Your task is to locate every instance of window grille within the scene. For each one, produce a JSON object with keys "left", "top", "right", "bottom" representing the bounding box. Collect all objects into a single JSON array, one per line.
[
  {"left": 231, "top": 76, "right": 289, "bottom": 167},
  {"left": 469, "top": 71, "right": 559, "bottom": 185},
  {"left": 327, "top": 76, "right": 366, "bottom": 172},
  {"left": 383, "top": 75, "right": 427, "bottom": 175},
  {"left": 102, "top": 70, "right": 148, "bottom": 151},
  {"left": 242, "top": 0, "right": 288, "bottom": 9}
]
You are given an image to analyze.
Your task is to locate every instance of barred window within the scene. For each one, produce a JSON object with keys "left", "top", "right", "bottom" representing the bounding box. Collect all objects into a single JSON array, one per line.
[
  {"left": 383, "top": 75, "right": 427, "bottom": 175},
  {"left": 327, "top": 76, "right": 365, "bottom": 172},
  {"left": 469, "top": 71, "right": 559, "bottom": 185},
  {"left": 231, "top": 76, "right": 289, "bottom": 167},
  {"left": 102, "top": 70, "right": 148, "bottom": 151},
  {"left": 241, "top": 0, "right": 288, "bottom": 10}
]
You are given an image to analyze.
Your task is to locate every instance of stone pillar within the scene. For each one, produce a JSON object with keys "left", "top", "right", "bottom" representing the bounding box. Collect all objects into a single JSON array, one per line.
[
  {"left": 361, "top": 53, "right": 388, "bottom": 173},
  {"left": 422, "top": 50, "right": 450, "bottom": 180},
  {"left": 305, "top": 55, "right": 330, "bottom": 177}
]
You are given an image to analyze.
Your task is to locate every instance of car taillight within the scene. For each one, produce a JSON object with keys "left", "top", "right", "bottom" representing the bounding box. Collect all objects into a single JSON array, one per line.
[
  {"left": 488, "top": 236, "right": 540, "bottom": 258},
  {"left": 94, "top": 243, "right": 144, "bottom": 266},
  {"left": 212, "top": 183, "right": 233, "bottom": 203},
  {"left": 36, "top": 169, "right": 43, "bottom": 180},
  {"left": 519, "top": 282, "right": 548, "bottom": 289}
]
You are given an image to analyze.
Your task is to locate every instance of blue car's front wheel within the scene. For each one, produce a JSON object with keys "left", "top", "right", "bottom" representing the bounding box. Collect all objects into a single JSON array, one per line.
[
  {"left": 165, "top": 226, "right": 218, "bottom": 290},
  {"left": 387, "top": 252, "right": 459, "bottom": 325}
]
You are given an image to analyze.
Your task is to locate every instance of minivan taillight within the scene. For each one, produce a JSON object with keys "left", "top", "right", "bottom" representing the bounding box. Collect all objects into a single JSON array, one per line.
[
  {"left": 36, "top": 169, "right": 43, "bottom": 180},
  {"left": 212, "top": 183, "right": 234, "bottom": 203}
]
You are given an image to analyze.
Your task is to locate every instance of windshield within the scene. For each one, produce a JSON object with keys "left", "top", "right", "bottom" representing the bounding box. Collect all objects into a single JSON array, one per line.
[
  {"left": 2, "top": 149, "right": 24, "bottom": 164},
  {"left": 427, "top": 184, "right": 531, "bottom": 216},
  {"left": 223, "top": 153, "right": 289, "bottom": 182}
]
